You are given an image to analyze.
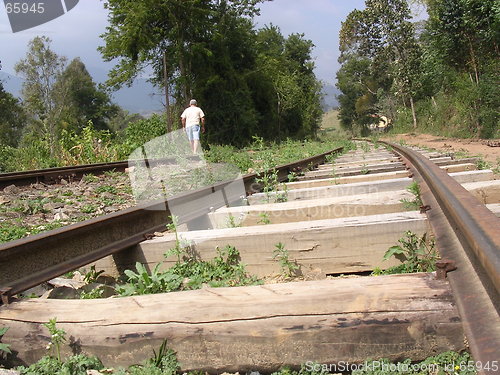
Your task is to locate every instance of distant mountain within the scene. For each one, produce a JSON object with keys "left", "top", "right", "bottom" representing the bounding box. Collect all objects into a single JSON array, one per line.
[
  {"left": 0, "top": 72, "right": 163, "bottom": 116},
  {"left": 111, "top": 78, "right": 164, "bottom": 116},
  {"left": 2, "top": 71, "right": 341, "bottom": 115},
  {"left": 321, "top": 83, "right": 340, "bottom": 111}
]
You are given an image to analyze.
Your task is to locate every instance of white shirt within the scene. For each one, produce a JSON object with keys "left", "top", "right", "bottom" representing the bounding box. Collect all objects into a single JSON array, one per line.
[{"left": 181, "top": 106, "right": 205, "bottom": 127}]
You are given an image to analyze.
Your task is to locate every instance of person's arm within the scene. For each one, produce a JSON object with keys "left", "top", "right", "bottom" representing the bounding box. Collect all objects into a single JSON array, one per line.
[
  {"left": 201, "top": 116, "right": 205, "bottom": 133},
  {"left": 181, "top": 117, "right": 186, "bottom": 129}
]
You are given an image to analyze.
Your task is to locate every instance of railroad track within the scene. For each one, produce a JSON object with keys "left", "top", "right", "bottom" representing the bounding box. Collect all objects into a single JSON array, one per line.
[
  {"left": 0, "top": 141, "right": 498, "bottom": 373},
  {"left": 0, "top": 156, "right": 206, "bottom": 190}
]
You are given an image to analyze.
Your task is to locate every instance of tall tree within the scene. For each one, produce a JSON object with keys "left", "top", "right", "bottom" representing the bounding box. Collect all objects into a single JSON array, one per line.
[
  {"left": 0, "top": 80, "right": 26, "bottom": 147},
  {"left": 100, "top": 0, "right": 322, "bottom": 145},
  {"left": 337, "top": 0, "right": 422, "bottom": 131},
  {"left": 54, "top": 58, "right": 119, "bottom": 132},
  {"left": 423, "top": 0, "right": 499, "bottom": 136},
  {"left": 255, "top": 26, "right": 322, "bottom": 140},
  {"left": 100, "top": 0, "right": 267, "bottom": 103},
  {"left": 426, "top": 0, "right": 499, "bottom": 84},
  {"left": 14, "top": 36, "right": 67, "bottom": 154}
]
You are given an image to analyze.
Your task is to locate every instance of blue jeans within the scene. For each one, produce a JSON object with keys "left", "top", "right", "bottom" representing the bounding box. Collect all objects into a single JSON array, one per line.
[{"left": 186, "top": 125, "right": 200, "bottom": 141}]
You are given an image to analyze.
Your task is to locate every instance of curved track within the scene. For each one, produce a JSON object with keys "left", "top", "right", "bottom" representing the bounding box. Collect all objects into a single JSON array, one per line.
[{"left": 0, "top": 141, "right": 498, "bottom": 373}]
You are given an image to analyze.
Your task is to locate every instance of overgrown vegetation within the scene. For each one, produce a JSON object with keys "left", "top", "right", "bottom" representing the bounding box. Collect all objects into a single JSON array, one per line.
[
  {"left": 117, "top": 243, "right": 261, "bottom": 297},
  {"left": 0, "top": 171, "right": 133, "bottom": 244},
  {"left": 100, "top": 2, "right": 323, "bottom": 146},
  {"left": 337, "top": 0, "right": 499, "bottom": 139},
  {"left": 14, "top": 318, "right": 179, "bottom": 375},
  {"left": 43, "top": 318, "right": 66, "bottom": 362},
  {"left": 372, "top": 231, "right": 438, "bottom": 275}
]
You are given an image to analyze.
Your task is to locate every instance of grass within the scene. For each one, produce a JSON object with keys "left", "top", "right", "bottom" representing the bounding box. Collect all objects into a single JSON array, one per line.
[
  {"left": 204, "top": 136, "right": 353, "bottom": 174},
  {"left": 319, "top": 110, "right": 348, "bottom": 138},
  {"left": 0, "top": 221, "right": 69, "bottom": 243},
  {"left": 400, "top": 181, "right": 422, "bottom": 210},
  {"left": 116, "top": 245, "right": 262, "bottom": 296}
]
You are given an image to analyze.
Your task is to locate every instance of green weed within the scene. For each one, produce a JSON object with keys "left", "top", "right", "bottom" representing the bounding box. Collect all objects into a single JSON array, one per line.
[
  {"left": 165, "top": 215, "right": 182, "bottom": 263},
  {"left": 0, "top": 326, "right": 11, "bottom": 357},
  {"left": 83, "top": 265, "right": 104, "bottom": 284},
  {"left": 117, "top": 245, "right": 261, "bottom": 296},
  {"left": 361, "top": 144, "right": 371, "bottom": 153},
  {"left": 352, "top": 351, "right": 476, "bottom": 374},
  {"left": 81, "top": 204, "right": 97, "bottom": 214},
  {"left": 226, "top": 214, "right": 241, "bottom": 228},
  {"left": 287, "top": 171, "right": 299, "bottom": 182},
  {"left": 80, "top": 286, "right": 104, "bottom": 299},
  {"left": 82, "top": 174, "right": 99, "bottom": 183},
  {"left": 0, "top": 223, "right": 29, "bottom": 243},
  {"left": 372, "top": 231, "right": 437, "bottom": 275},
  {"left": 257, "top": 212, "right": 271, "bottom": 225},
  {"left": 475, "top": 158, "right": 490, "bottom": 170},
  {"left": 116, "top": 262, "right": 182, "bottom": 296},
  {"left": 95, "top": 185, "right": 117, "bottom": 194},
  {"left": 400, "top": 181, "right": 423, "bottom": 210},
  {"left": 43, "top": 318, "right": 66, "bottom": 362},
  {"left": 17, "top": 354, "right": 104, "bottom": 375},
  {"left": 493, "top": 159, "right": 500, "bottom": 175},
  {"left": 273, "top": 242, "right": 300, "bottom": 279}
]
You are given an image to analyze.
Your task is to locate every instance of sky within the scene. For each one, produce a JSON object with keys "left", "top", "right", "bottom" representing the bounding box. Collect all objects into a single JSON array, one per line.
[{"left": 0, "top": 0, "right": 368, "bottom": 86}]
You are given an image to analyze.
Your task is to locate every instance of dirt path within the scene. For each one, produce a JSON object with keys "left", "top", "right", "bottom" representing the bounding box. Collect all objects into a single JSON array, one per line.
[{"left": 384, "top": 133, "right": 500, "bottom": 166}]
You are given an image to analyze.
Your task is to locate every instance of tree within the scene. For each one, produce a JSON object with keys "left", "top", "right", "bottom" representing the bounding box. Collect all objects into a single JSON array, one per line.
[
  {"left": 426, "top": 0, "right": 499, "bottom": 84},
  {"left": 54, "top": 58, "right": 119, "bottom": 132},
  {"left": 255, "top": 26, "right": 322, "bottom": 140},
  {"left": 100, "top": 0, "right": 322, "bottom": 145},
  {"left": 100, "top": 0, "right": 267, "bottom": 102},
  {"left": 14, "top": 36, "right": 67, "bottom": 154},
  {"left": 0, "top": 81, "right": 26, "bottom": 147},
  {"left": 422, "top": 0, "right": 499, "bottom": 137},
  {"left": 337, "top": 0, "right": 422, "bottom": 131},
  {"left": 336, "top": 56, "right": 374, "bottom": 135}
]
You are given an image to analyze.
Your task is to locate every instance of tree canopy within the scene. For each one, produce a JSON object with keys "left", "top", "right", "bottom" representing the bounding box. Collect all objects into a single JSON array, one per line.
[
  {"left": 100, "top": 0, "right": 323, "bottom": 146},
  {"left": 14, "top": 37, "right": 120, "bottom": 155},
  {"left": 336, "top": 0, "right": 499, "bottom": 138}
]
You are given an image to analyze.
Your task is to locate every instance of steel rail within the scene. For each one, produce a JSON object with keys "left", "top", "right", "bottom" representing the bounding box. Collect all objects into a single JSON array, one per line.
[
  {"left": 0, "top": 156, "right": 204, "bottom": 189},
  {"left": 0, "top": 147, "right": 342, "bottom": 303},
  {"left": 380, "top": 141, "right": 499, "bottom": 371}
]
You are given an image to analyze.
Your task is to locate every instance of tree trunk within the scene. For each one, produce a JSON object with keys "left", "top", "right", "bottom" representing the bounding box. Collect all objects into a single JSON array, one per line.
[
  {"left": 467, "top": 36, "right": 480, "bottom": 85},
  {"left": 163, "top": 51, "right": 171, "bottom": 133},
  {"left": 410, "top": 96, "right": 417, "bottom": 129},
  {"left": 431, "top": 96, "right": 437, "bottom": 108}
]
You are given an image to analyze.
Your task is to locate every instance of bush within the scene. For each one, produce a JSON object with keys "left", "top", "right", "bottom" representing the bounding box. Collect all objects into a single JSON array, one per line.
[
  {"left": 116, "top": 114, "right": 168, "bottom": 158},
  {"left": 59, "top": 122, "right": 119, "bottom": 165}
]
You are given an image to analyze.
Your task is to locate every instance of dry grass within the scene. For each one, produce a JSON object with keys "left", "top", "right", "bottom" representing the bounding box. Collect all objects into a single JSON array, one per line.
[{"left": 319, "top": 110, "right": 348, "bottom": 138}]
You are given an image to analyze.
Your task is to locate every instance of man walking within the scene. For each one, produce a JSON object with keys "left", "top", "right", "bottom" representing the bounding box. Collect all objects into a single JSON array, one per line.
[{"left": 181, "top": 99, "right": 205, "bottom": 154}]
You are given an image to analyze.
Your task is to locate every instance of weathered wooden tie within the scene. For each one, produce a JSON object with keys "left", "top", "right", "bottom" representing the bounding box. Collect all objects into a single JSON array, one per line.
[
  {"left": 281, "top": 169, "right": 493, "bottom": 190},
  {"left": 95, "top": 211, "right": 429, "bottom": 278},
  {"left": 0, "top": 273, "right": 464, "bottom": 372},
  {"left": 251, "top": 175, "right": 499, "bottom": 203}
]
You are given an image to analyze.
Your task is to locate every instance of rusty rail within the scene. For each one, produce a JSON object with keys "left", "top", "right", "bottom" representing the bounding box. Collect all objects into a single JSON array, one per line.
[
  {"left": 0, "top": 157, "right": 203, "bottom": 189},
  {"left": 380, "top": 141, "right": 500, "bottom": 372},
  {"left": 0, "top": 147, "right": 342, "bottom": 303}
]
